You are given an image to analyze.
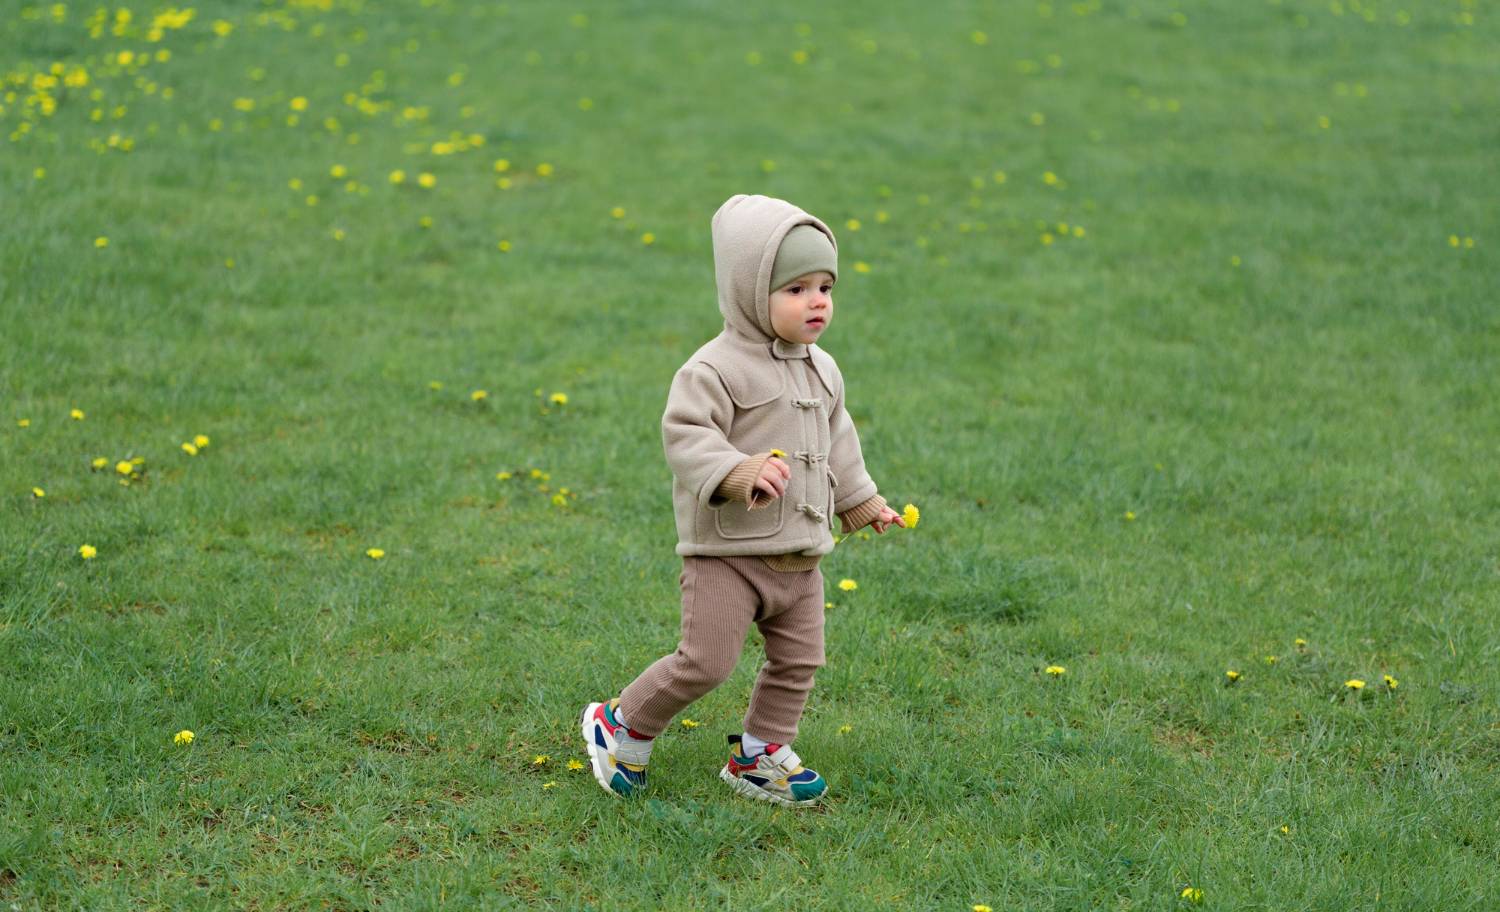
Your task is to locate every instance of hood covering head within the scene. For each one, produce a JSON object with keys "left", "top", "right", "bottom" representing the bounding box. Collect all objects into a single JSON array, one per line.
[{"left": 710, "top": 194, "right": 839, "bottom": 345}]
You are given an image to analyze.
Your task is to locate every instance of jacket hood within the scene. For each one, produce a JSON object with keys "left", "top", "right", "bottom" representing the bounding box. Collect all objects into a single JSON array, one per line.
[{"left": 710, "top": 194, "right": 839, "bottom": 345}]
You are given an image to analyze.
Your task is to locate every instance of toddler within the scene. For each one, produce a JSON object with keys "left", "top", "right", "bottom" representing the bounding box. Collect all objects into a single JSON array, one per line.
[{"left": 580, "top": 193, "right": 905, "bottom": 806}]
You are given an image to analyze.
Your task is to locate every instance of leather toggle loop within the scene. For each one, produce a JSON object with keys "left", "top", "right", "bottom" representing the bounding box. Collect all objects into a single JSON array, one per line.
[
  {"left": 793, "top": 451, "right": 826, "bottom": 465},
  {"left": 798, "top": 503, "right": 827, "bottom": 523},
  {"left": 791, "top": 398, "right": 823, "bottom": 409}
]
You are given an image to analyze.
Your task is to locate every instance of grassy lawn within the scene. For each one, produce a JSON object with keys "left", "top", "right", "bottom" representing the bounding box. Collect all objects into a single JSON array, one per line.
[{"left": 2, "top": 0, "right": 1497, "bottom": 908}]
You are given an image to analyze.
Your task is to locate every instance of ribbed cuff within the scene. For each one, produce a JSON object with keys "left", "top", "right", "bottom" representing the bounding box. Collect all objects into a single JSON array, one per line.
[
  {"left": 838, "top": 494, "right": 887, "bottom": 534},
  {"left": 715, "top": 452, "right": 775, "bottom": 508}
]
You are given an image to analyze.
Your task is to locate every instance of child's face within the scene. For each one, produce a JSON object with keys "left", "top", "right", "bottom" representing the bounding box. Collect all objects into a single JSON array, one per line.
[{"left": 768, "top": 271, "right": 834, "bottom": 345}]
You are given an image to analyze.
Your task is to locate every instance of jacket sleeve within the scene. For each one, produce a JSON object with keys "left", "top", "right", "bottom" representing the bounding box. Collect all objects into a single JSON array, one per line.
[
  {"left": 826, "top": 374, "right": 880, "bottom": 514},
  {"left": 715, "top": 452, "right": 777, "bottom": 509},
  {"left": 662, "top": 362, "right": 752, "bottom": 510}
]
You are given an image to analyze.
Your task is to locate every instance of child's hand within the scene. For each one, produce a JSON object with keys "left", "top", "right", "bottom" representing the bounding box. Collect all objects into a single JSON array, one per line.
[
  {"left": 870, "top": 505, "right": 907, "bottom": 534},
  {"left": 751, "top": 456, "right": 791, "bottom": 505}
]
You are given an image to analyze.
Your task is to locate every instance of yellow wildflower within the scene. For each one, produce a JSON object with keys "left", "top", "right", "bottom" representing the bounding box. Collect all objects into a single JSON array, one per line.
[
  {"left": 1225, "top": 670, "right": 1241, "bottom": 683},
  {"left": 493, "top": 158, "right": 510, "bottom": 172},
  {"left": 290, "top": 96, "right": 307, "bottom": 111},
  {"left": 1294, "top": 637, "right": 1308, "bottom": 648},
  {"left": 17, "top": 418, "right": 30, "bottom": 427},
  {"left": 838, "top": 578, "right": 857, "bottom": 591},
  {"left": 1124, "top": 510, "right": 1136, "bottom": 521},
  {"left": 131, "top": 457, "right": 144, "bottom": 466},
  {"left": 70, "top": 408, "right": 85, "bottom": 420},
  {"left": 79, "top": 544, "right": 97, "bottom": 559},
  {"left": 641, "top": 232, "right": 655, "bottom": 245},
  {"left": 974, "top": 906, "right": 993, "bottom": 912},
  {"left": 193, "top": 434, "right": 210, "bottom": 448},
  {"left": 536, "top": 163, "right": 554, "bottom": 177},
  {"left": 366, "top": 548, "right": 385, "bottom": 560},
  {"left": 902, "top": 503, "right": 920, "bottom": 528},
  {"left": 174, "top": 729, "right": 194, "bottom": 745},
  {"left": 32, "top": 487, "right": 45, "bottom": 498},
  {"left": 94, "top": 236, "right": 109, "bottom": 249},
  {"left": 1045, "top": 665, "right": 1066, "bottom": 676},
  {"left": 497, "top": 240, "right": 511, "bottom": 251},
  {"left": 680, "top": 718, "right": 699, "bottom": 729},
  {"left": 853, "top": 261, "right": 871, "bottom": 273},
  {"left": 181, "top": 442, "right": 198, "bottom": 456},
  {"left": 496, "top": 471, "right": 512, "bottom": 481},
  {"left": 532, "top": 754, "right": 549, "bottom": 766},
  {"left": 1345, "top": 679, "right": 1365, "bottom": 690},
  {"left": 769, "top": 448, "right": 786, "bottom": 458},
  {"left": 1383, "top": 675, "right": 1398, "bottom": 690},
  {"left": 567, "top": 758, "right": 585, "bottom": 770},
  {"left": 92, "top": 457, "right": 108, "bottom": 469},
  {"left": 1180, "top": 887, "right": 1203, "bottom": 903},
  {"left": 838, "top": 724, "right": 852, "bottom": 734},
  {"left": 417, "top": 172, "right": 436, "bottom": 188},
  {"left": 470, "top": 389, "right": 488, "bottom": 401},
  {"left": 550, "top": 392, "right": 568, "bottom": 405},
  {"left": 389, "top": 169, "right": 406, "bottom": 184},
  {"left": 115, "top": 461, "right": 133, "bottom": 476},
  {"left": 610, "top": 206, "right": 625, "bottom": 218}
]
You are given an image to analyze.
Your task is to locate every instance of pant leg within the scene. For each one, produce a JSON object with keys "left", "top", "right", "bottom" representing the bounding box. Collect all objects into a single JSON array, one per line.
[
  {"left": 741, "top": 562, "right": 827, "bottom": 745},
  {"left": 617, "top": 556, "right": 760, "bottom": 738}
]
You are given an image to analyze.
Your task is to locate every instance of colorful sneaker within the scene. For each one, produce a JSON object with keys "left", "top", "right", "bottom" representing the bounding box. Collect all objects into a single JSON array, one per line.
[
  {"left": 719, "top": 734, "right": 827, "bottom": 807},
  {"left": 580, "top": 698, "right": 650, "bottom": 797}
]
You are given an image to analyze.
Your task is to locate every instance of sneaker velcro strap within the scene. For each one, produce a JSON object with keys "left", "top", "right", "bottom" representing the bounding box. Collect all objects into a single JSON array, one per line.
[{"left": 763, "top": 745, "right": 802, "bottom": 778}]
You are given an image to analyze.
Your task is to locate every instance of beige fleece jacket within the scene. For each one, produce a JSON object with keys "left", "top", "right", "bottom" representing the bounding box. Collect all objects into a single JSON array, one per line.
[{"left": 663, "top": 194, "right": 888, "bottom": 571}]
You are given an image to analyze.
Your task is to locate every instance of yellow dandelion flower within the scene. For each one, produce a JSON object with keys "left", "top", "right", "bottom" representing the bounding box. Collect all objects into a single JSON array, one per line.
[
  {"left": 610, "top": 206, "right": 625, "bottom": 219},
  {"left": 530, "top": 468, "right": 545, "bottom": 479},
  {"left": 1264, "top": 655, "right": 1278, "bottom": 665},
  {"left": 497, "top": 239, "right": 512, "bottom": 251},
  {"left": 532, "top": 754, "right": 549, "bottom": 766},
  {"left": 493, "top": 158, "right": 510, "bottom": 173},
  {"left": 32, "top": 487, "right": 45, "bottom": 498},
  {"left": 542, "top": 781, "right": 556, "bottom": 789},
  {"left": 845, "top": 218, "right": 862, "bottom": 231},
  {"left": 824, "top": 601, "right": 833, "bottom": 610},
  {"left": 854, "top": 261, "right": 871, "bottom": 273},
  {"left": 551, "top": 493, "right": 567, "bottom": 506},
  {"left": 417, "top": 172, "right": 436, "bottom": 188},
  {"left": 79, "top": 544, "right": 98, "bottom": 559},
  {"left": 838, "top": 724, "right": 853, "bottom": 734},
  {"left": 115, "top": 461, "right": 133, "bottom": 476},
  {"left": 971, "top": 30, "right": 989, "bottom": 44},
  {"left": 17, "top": 418, "right": 30, "bottom": 427},
  {"left": 769, "top": 449, "right": 786, "bottom": 458},
  {"left": 1383, "top": 675, "right": 1398, "bottom": 689},
  {"left": 366, "top": 548, "right": 385, "bottom": 560},
  {"left": 838, "top": 578, "right": 858, "bottom": 591},
  {"left": 1042, "top": 170, "right": 1059, "bottom": 185},
  {"left": 1124, "top": 510, "right": 1136, "bottom": 521},
  {"left": 330, "top": 164, "right": 348, "bottom": 179},
  {"left": 550, "top": 392, "right": 568, "bottom": 405},
  {"left": 974, "top": 906, "right": 993, "bottom": 912},
  {"left": 1030, "top": 112, "right": 1046, "bottom": 126},
  {"left": 290, "top": 96, "right": 308, "bottom": 111},
  {"left": 536, "top": 162, "right": 554, "bottom": 177},
  {"left": 1045, "top": 665, "right": 1066, "bottom": 675},
  {"left": 1294, "top": 637, "right": 1308, "bottom": 648},
  {"left": 174, "top": 729, "right": 194, "bottom": 745},
  {"left": 70, "top": 408, "right": 85, "bottom": 420},
  {"left": 1041, "top": 232, "right": 1055, "bottom": 246},
  {"left": 1280, "top": 824, "right": 1290, "bottom": 835},
  {"left": 641, "top": 232, "right": 656, "bottom": 245},
  {"left": 680, "top": 718, "right": 700, "bottom": 729},
  {"left": 428, "top": 380, "right": 444, "bottom": 391},
  {"left": 181, "top": 442, "right": 198, "bottom": 456},
  {"left": 471, "top": 389, "right": 488, "bottom": 401},
  {"left": 193, "top": 434, "right": 210, "bottom": 448},
  {"left": 389, "top": 169, "right": 406, "bottom": 184},
  {"left": 902, "top": 503, "right": 920, "bottom": 528},
  {"left": 212, "top": 20, "right": 232, "bottom": 36},
  {"left": 1180, "top": 886, "right": 1203, "bottom": 903},
  {"left": 131, "top": 456, "right": 145, "bottom": 466},
  {"left": 496, "top": 471, "right": 512, "bottom": 481},
  {"left": 1225, "top": 670, "right": 1241, "bottom": 683},
  {"left": 94, "top": 236, "right": 109, "bottom": 248},
  {"left": 1345, "top": 679, "right": 1365, "bottom": 690},
  {"left": 567, "top": 758, "right": 585, "bottom": 770},
  {"left": 91, "top": 457, "right": 108, "bottom": 469}
]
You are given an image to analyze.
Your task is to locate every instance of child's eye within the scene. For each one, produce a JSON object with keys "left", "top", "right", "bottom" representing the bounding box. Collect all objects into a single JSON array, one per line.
[
  {"left": 787, "top": 286, "right": 802, "bottom": 294},
  {"left": 821, "top": 285, "right": 833, "bottom": 293}
]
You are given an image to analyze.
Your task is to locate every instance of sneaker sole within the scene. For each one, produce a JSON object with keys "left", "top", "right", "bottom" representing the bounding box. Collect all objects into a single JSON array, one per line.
[
  {"left": 580, "top": 702, "right": 623, "bottom": 797},
  {"left": 719, "top": 765, "right": 823, "bottom": 807}
]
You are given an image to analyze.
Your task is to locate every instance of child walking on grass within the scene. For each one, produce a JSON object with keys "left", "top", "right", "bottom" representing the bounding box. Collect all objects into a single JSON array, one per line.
[{"left": 580, "top": 193, "right": 906, "bottom": 807}]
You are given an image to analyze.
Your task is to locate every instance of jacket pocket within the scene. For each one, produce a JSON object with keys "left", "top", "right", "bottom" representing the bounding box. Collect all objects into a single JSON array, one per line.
[
  {"left": 825, "top": 466, "right": 838, "bottom": 531},
  {"left": 713, "top": 494, "right": 787, "bottom": 540}
]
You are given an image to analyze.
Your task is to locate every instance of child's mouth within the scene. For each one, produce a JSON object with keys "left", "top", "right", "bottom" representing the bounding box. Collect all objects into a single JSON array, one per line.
[{"left": 806, "top": 318, "right": 825, "bottom": 327}]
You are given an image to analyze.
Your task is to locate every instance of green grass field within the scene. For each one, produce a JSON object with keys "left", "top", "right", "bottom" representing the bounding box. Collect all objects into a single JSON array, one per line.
[{"left": 3, "top": 0, "right": 1498, "bottom": 908}]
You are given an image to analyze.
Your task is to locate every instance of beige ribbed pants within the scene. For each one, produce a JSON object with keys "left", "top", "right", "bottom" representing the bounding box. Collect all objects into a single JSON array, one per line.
[{"left": 617, "top": 555, "right": 826, "bottom": 744}]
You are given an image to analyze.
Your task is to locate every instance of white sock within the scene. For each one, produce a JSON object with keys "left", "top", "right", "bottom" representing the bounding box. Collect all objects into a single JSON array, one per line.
[{"left": 741, "top": 731, "right": 771, "bottom": 757}]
